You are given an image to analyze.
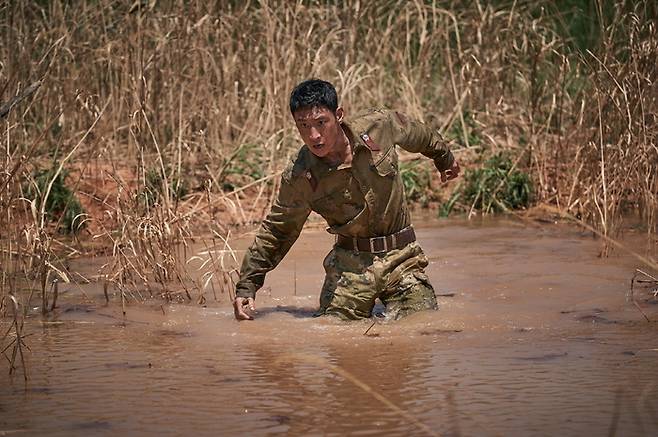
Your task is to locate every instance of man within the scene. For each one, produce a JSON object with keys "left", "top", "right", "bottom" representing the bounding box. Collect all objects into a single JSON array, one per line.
[{"left": 233, "top": 79, "right": 460, "bottom": 321}]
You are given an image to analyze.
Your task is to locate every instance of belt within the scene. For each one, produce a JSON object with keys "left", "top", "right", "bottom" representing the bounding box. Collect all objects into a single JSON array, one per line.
[{"left": 335, "top": 226, "right": 416, "bottom": 253}]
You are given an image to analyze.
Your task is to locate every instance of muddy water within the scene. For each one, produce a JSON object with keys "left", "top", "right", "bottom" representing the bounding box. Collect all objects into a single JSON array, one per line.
[{"left": 2, "top": 217, "right": 657, "bottom": 436}]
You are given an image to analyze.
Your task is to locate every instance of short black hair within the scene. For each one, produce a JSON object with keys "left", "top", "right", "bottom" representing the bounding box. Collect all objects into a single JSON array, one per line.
[{"left": 289, "top": 79, "right": 338, "bottom": 114}]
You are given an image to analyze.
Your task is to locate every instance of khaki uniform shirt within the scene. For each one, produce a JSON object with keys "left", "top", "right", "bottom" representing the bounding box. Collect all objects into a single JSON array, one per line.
[{"left": 235, "top": 108, "right": 454, "bottom": 299}]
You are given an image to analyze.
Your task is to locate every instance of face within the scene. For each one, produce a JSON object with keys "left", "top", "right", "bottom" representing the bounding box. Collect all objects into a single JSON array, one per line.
[{"left": 293, "top": 106, "right": 345, "bottom": 159}]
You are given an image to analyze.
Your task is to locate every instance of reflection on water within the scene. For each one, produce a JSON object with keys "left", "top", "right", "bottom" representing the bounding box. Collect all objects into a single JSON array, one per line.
[{"left": 1, "top": 218, "right": 657, "bottom": 436}]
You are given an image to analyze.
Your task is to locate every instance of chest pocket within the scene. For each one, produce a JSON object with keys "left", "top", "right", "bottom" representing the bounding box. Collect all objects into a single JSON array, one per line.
[
  {"left": 371, "top": 146, "right": 398, "bottom": 177},
  {"left": 310, "top": 187, "right": 354, "bottom": 216}
]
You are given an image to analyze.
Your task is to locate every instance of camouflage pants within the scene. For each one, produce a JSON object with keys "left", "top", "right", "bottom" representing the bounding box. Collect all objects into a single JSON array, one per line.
[{"left": 315, "top": 241, "right": 438, "bottom": 320}]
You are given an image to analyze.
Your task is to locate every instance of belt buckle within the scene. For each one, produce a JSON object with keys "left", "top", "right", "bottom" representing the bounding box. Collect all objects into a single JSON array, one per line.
[{"left": 370, "top": 236, "right": 387, "bottom": 253}]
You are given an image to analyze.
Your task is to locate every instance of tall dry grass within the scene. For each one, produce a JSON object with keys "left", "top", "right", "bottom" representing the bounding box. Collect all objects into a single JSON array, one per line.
[{"left": 1, "top": 0, "right": 656, "bottom": 323}]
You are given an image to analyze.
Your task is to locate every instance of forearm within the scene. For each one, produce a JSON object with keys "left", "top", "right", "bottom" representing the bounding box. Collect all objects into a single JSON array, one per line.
[
  {"left": 234, "top": 174, "right": 310, "bottom": 299},
  {"left": 390, "top": 111, "right": 454, "bottom": 170},
  {"left": 235, "top": 219, "right": 303, "bottom": 299}
]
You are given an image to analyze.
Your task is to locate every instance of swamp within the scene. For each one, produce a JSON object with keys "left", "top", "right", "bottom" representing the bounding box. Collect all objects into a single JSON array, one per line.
[{"left": 1, "top": 1, "right": 657, "bottom": 436}]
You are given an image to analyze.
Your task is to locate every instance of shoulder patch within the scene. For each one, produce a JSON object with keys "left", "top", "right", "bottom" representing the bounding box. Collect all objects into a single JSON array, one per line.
[{"left": 360, "top": 133, "right": 381, "bottom": 151}]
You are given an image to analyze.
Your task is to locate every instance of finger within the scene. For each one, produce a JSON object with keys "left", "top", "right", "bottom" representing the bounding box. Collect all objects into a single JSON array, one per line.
[
  {"left": 452, "top": 162, "right": 461, "bottom": 177},
  {"left": 233, "top": 298, "right": 254, "bottom": 320},
  {"left": 235, "top": 305, "right": 253, "bottom": 320},
  {"left": 240, "top": 298, "right": 256, "bottom": 319},
  {"left": 440, "top": 171, "right": 447, "bottom": 182}
]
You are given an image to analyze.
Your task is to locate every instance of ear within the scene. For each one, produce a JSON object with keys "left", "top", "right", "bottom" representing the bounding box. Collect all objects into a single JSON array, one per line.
[{"left": 335, "top": 107, "right": 344, "bottom": 123}]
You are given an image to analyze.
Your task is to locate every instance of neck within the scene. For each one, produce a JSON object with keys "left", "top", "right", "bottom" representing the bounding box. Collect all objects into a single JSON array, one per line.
[{"left": 325, "top": 126, "right": 351, "bottom": 166}]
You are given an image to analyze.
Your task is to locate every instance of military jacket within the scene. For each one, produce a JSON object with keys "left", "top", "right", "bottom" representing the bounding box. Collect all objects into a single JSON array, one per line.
[{"left": 235, "top": 109, "right": 454, "bottom": 299}]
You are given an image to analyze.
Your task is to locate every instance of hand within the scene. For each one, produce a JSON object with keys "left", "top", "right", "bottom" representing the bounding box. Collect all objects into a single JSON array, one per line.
[
  {"left": 233, "top": 297, "right": 256, "bottom": 320},
  {"left": 440, "top": 160, "right": 460, "bottom": 182}
]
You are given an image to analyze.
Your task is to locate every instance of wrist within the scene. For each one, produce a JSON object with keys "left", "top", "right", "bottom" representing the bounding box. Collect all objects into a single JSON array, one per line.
[
  {"left": 433, "top": 151, "right": 454, "bottom": 172},
  {"left": 235, "top": 289, "right": 256, "bottom": 300}
]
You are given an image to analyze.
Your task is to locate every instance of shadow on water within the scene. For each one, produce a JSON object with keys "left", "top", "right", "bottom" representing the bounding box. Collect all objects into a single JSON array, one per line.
[
  {"left": 256, "top": 301, "right": 389, "bottom": 319},
  {"left": 70, "top": 420, "right": 112, "bottom": 431},
  {"left": 255, "top": 305, "right": 318, "bottom": 318}
]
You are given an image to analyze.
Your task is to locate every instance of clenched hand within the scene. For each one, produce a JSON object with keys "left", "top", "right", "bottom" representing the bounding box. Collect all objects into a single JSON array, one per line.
[
  {"left": 233, "top": 297, "right": 256, "bottom": 320},
  {"left": 440, "top": 160, "right": 461, "bottom": 183}
]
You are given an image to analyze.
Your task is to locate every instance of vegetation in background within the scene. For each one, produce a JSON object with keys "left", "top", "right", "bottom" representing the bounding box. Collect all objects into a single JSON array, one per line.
[
  {"left": 24, "top": 166, "right": 86, "bottom": 234},
  {"left": 460, "top": 153, "right": 533, "bottom": 214},
  {"left": 541, "top": 0, "right": 616, "bottom": 53},
  {"left": 140, "top": 167, "right": 188, "bottom": 209},
  {"left": 445, "top": 111, "right": 481, "bottom": 149},
  {"left": 400, "top": 161, "right": 433, "bottom": 207},
  {"left": 1, "top": 0, "right": 656, "bottom": 326},
  {"left": 2, "top": 0, "right": 654, "bottom": 238},
  {"left": 220, "top": 143, "right": 266, "bottom": 192}
]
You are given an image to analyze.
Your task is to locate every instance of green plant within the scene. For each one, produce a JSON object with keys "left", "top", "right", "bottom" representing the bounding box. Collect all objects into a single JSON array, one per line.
[
  {"left": 400, "top": 160, "right": 432, "bottom": 206},
  {"left": 221, "top": 143, "right": 266, "bottom": 192},
  {"left": 140, "top": 167, "right": 188, "bottom": 209},
  {"left": 439, "top": 191, "right": 462, "bottom": 218},
  {"left": 446, "top": 111, "right": 481, "bottom": 148},
  {"left": 461, "top": 153, "right": 533, "bottom": 214},
  {"left": 25, "top": 166, "right": 86, "bottom": 233}
]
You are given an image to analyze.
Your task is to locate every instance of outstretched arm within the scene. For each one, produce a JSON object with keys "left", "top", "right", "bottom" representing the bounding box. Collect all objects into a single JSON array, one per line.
[
  {"left": 386, "top": 110, "right": 460, "bottom": 181},
  {"left": 233, "top": 174, "right": 311, "bottom": 320}
]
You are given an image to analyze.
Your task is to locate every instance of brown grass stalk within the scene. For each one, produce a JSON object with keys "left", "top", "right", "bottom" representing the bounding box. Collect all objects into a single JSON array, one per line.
[{"left": 0, "top": 1, "right": 655, "bottom": 328}]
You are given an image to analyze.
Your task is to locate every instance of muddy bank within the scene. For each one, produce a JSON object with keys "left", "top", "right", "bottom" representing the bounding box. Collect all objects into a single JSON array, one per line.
[{"left": 1, "top": 217, "right": 657, "bottom": 436}]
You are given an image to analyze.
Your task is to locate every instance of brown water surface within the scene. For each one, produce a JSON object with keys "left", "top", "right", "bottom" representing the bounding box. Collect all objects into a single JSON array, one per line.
[{"left": 2, "top": 217, "right": 657, "bottom": 436}]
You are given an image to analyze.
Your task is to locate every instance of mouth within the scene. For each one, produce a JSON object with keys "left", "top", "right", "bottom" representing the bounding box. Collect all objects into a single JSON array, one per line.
[{"left": 311, "top": 143, "right": 324, "bottom": 150}]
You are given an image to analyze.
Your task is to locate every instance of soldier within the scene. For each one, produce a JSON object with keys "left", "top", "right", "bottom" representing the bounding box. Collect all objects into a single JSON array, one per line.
[{"left": 233, "top": 79, "right": 460, "bottom": 321}]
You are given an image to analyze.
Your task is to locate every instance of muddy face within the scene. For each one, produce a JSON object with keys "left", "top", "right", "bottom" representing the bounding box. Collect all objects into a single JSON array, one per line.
[{"left": 2, "top": 218, "right": 657, "bottom": 436}]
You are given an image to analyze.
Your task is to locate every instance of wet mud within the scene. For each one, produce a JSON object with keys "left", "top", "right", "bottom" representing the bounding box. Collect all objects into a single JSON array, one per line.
[{"left": 1, "top": 217, "right": 657, "bottom": 436}]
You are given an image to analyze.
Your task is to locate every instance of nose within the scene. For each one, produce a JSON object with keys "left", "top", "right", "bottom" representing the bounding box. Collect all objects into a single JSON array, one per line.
[{"left": 309, "top": 127, "right": 321, "bottom": 142}]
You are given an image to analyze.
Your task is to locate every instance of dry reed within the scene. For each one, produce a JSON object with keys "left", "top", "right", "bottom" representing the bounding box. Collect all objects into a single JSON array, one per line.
[
  {"left": 1, "top": 295, "right": 29, "bottom": 381},
  {"left": 0, "top": 1, "right": 656, "bottom": 336},
  {"left": 3, "top": 0, "right": 654, "bottom": 225}
]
